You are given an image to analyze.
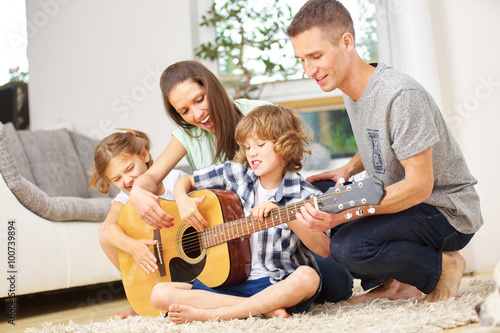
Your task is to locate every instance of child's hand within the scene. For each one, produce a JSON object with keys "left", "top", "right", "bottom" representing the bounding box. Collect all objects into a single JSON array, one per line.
[
  {"left": 177, "top": 195, "right": 208, "bottom": 232},
  {"left": 248, "top": 201, "right": 278, "bottom": 222},
  {"left": 130, "top": 239, "right": 158, "bottom": 274}
]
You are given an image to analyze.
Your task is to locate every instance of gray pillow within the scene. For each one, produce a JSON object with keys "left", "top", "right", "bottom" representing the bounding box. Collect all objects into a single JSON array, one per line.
[
  {"left": 18, "top": 129, "right": 90, "bottom": 198},
  {"left": 0, "top": 123, "right": 110, "bottom": 221},
  {"left": 69, "top": 131, "right": 119, "bottom": 198}
]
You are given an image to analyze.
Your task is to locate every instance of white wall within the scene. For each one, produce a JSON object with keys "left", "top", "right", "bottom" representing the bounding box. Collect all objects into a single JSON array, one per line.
[
  {"left": 26, "top": 0, "right": 195, "bottom": 159},
  {"left": 25, "top": 0, "right": 499, "bottom": 269},
  {"left": 375, "top": 0, "right": 500, "bottom": 271},
  {"left": 429, "top": 0, "right": 500, "bottom": 270}
]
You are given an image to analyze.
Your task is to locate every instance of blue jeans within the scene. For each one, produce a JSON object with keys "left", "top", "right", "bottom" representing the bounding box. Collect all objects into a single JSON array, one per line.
[
  {"left": 330, "top": 203, "right": 474, "bottom": 294},
  {"left": 312, "top": 180, "right": 354, "bottom": 303},
  {"left": 313, "top": 252, "right": 353, "bottom": 303}
]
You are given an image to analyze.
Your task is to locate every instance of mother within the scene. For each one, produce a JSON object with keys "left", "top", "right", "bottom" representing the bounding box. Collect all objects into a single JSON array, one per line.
[{"left": 129, "top": 61, "right": 269, "bottom": 226}]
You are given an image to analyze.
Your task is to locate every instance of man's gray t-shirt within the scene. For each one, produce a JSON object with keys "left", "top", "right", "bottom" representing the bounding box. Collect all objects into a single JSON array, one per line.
[{"left": 343, "top": 62, "right": 482, "bottom": 234}]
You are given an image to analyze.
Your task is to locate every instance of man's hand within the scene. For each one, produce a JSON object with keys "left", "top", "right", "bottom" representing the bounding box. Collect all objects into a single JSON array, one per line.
[
  {"left": 296, "top": 202, "right": 343, "bottom": 232},
  {"left": 306, "top": 152, "right": 364, "bottom": 186},
  {"left": 305, "top": 167, "right": 351, "bottom": 187}
]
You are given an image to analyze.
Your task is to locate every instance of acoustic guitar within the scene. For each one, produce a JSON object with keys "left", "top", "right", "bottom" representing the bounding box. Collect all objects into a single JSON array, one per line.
[{"left": 118, "top": 175, "right": 385, "bottom": 316}]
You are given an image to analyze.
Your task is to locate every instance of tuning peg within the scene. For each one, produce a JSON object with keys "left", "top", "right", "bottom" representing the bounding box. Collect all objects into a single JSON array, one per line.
[
  {"left": 355, "top": 208, "right": 364, "bottom": 216},
  {"left": 368, "top": 206, "right": 375, "bottom": 214},
  {"left": 337, "top": 178, "right": 345, "bottom": 185},
  {"left": 351, "top": 171, "right": 368, "bottom": 182},
  {"left": 345, "top": 211, "right": 353, "bottom": 219}
]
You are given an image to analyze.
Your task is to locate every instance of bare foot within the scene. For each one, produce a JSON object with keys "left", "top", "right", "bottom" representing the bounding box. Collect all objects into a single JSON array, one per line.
[
  {"left": 168, "top": 304, "right": 216, "bottom": 324},
  {"left": 421, "top": 251, "right": 466, "bottom": 303},
  {"left": 114, "top": 306, "right": 136, "bottom": 319},
  {"left": 348, "top": 279, "right": 423, "bottom": 304},
  {"left": 263, "top": 308, "right": 292, "bottom": 319}
]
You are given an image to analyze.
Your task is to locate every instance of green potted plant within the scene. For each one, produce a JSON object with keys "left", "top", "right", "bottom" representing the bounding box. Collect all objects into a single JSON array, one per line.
[{"left": 195, "top": 0, "right": 301, "bottom": 99}]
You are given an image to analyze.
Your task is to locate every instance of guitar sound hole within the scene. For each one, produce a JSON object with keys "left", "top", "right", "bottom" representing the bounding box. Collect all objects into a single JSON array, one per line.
[{"left": 183, "top": 226, "right": 201, "bottom": 259}]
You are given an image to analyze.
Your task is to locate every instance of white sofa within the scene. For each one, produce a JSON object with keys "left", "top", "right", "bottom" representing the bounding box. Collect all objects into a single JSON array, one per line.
[{"left": 0, "top": 122, "right": 121, "bottom": 297}]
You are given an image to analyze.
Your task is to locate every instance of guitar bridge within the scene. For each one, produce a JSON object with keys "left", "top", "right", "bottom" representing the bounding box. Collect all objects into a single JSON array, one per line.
[
  {"left": 155, "top": 243, "right": 163, "bottom": 265},
  {"left": 153, "top": 229, "right": 166, "bottom": 277}
]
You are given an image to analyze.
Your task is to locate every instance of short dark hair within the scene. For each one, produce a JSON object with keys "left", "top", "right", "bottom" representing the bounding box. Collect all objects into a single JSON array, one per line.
[{"left": 287, "top": 0, "right": 355, "bottom": 45}]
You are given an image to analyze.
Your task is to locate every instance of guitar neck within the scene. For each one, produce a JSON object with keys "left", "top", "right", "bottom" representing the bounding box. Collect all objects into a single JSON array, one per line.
[
  {"left": 198, "top": 175, "right": 385, "bottom": 249},
  {"left": 200, "top": 197, "right": 314, "bottom": 248}
]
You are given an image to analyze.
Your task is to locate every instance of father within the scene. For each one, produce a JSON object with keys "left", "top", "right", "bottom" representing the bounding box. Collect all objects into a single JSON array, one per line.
[{"left": 287, "top": 0, "right": 483, "bottom": 303}]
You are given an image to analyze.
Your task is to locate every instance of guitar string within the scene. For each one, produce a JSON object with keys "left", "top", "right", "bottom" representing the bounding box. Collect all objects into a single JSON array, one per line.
[
  {"left": 155, "top": 193, "right": 370, "bottom": 254},
  {"left": 157, "top": 202, "right": 304, "bottom": 254},
  {"left": 156, "top": 186, "right": 371, "bottom": 253},
  {"left": 161, "top": 215, "right": 279, "bottom": 253},
  {"left": 170, "top": 183, "right": 367, "bottom": 247},
  {"left": 152, "top": 183, "right": 380, "bottom": 263},
  {"left": 166, "top": 199, "right": 312, "bottom": 251}
]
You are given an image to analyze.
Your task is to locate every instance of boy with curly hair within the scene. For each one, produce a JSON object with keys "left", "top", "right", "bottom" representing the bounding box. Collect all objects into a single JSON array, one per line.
[{"left": 150, "top": 104, "right": 344, "bottom": 323}]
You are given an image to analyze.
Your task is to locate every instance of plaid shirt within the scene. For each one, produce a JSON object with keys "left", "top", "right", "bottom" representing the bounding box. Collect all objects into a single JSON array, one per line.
[{"left": 194, "top": 161, "right": 322, "bottom": 284}]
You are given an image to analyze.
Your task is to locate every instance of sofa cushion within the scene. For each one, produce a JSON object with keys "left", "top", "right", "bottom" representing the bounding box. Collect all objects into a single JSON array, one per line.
[
  {"left": 69, "top": 131, "right": 118, "bottom": 198},
  {"left": 18, "top": 129, "right": 90, "bottom": 198},
  {"left": 2, "top": 122, "right": 36, "bottom": 183}
]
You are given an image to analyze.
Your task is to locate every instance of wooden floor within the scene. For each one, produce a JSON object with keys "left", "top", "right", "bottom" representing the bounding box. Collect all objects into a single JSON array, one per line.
[
  {"left": 0, "top": 268, "right": 493, "bottom": 332},
  {"left": 1, "top": 281, "right": 130, "bottom": 332}
]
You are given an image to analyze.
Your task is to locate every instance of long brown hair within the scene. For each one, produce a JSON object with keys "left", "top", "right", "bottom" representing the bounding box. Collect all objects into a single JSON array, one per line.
[
  {"left": 89, "top": 129, "right": 153, "bottom": 194},
  {"left": 286, "top": 0, "right": 355, "bottom": 44},
  {"left": 159, "top": 60, "right": 243, "bottom": 163},
  {"left": 234, "top": 104, "right": 312, "bottom": 175}
]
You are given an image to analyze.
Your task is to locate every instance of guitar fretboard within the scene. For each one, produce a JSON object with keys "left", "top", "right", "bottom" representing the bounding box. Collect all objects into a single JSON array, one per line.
[{"left": 199, "top": 197, "right": 314, "bottom": 249}]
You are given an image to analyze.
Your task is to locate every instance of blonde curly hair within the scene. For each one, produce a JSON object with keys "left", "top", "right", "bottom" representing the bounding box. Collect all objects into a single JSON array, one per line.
[{"left": 234, "top": 104, "right": 312, "bottom": 175}]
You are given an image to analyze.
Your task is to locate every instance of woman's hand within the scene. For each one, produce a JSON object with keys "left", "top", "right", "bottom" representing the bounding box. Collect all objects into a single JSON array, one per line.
[
  {"left": 129, "top": 239, "right": 159, "bottom": 274},
  {"left": 248, "top": 201, "right": 278, "bottom": 221},
  {"left": 129, "top": 186, "right": 174, "bottom": 229},
  {"left": 128, "top": 137, "right": 187, "bottom": 228}
]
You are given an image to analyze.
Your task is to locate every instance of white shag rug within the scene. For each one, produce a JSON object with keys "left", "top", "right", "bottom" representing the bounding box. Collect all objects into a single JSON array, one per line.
[{"left": 26, "top": 278, "right": 494, "bottom": 333}]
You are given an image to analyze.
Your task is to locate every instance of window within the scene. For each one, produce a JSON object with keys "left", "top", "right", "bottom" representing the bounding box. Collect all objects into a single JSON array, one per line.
[
  {"left": 0, "top": 1, "right": 29, "bottom": 85},
  {"left": 204, "top": 0, "right": 378, "bottom": 86},
  {"left": 201, "top": 0, "right": 378, "bottom": 158},
  {"left": 280, "top": 97, "right": 357, "bottom": 158}
]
